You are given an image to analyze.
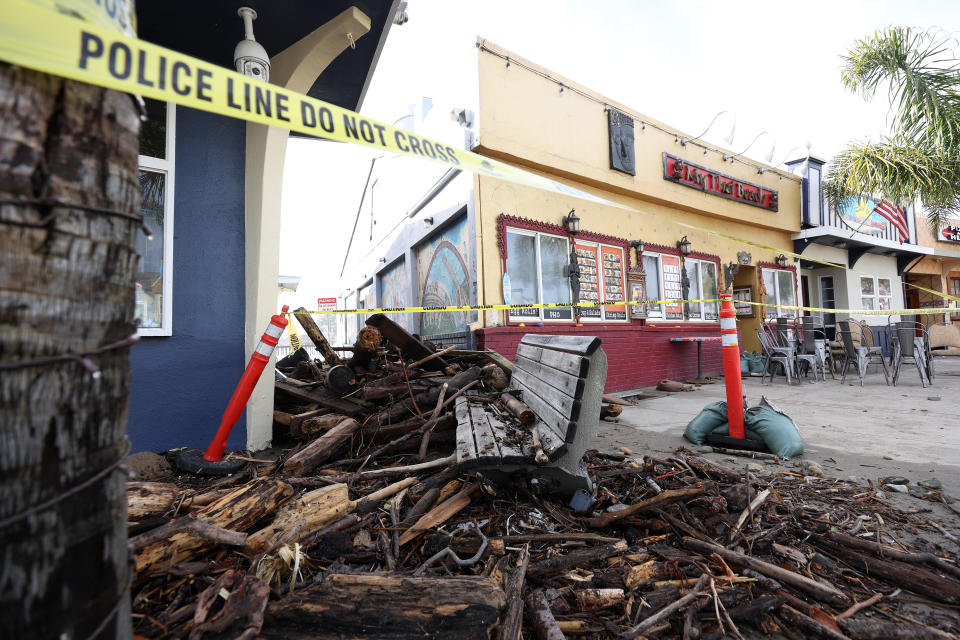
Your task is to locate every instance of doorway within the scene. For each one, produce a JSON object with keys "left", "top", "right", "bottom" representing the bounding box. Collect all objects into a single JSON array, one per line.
[{"left": 818, "top": 276, "right": 836, "bottom": 339}]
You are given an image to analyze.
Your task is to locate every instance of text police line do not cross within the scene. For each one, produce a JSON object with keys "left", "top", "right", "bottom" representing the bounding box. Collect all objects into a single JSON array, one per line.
[{"left": 77, "top": 31, "right": 462, "bottom": 166}]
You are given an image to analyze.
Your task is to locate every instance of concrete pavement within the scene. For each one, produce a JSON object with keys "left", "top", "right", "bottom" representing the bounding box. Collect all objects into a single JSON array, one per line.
[{"left": 593, "top": 356, "right": 960, "bottom": 496}]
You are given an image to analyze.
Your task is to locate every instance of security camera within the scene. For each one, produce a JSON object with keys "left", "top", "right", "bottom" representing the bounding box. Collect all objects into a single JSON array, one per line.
[{"left": 234, "top": 7, "right": 270, "bottom": 82}]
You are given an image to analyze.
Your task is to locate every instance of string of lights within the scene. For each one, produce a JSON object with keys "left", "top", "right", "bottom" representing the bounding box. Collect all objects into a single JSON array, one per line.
[{"left": 477, "top": 42, "right": 802, "bottom": 181}]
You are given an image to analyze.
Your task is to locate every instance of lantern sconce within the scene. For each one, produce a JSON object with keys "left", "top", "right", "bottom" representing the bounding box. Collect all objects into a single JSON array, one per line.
[
  {"left": 562, "top": 209, "right": 581, "bottom": 235},
  {"left": 775, "top": 254, "right": 788, "bottom": 268},
  {"left": 677, "top": 235, "right": 692, "bottom": 256}
]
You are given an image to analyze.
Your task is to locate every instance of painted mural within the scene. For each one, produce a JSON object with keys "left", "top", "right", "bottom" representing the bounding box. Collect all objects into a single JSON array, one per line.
[
  {"left": 416, "top": 216, "right": 474, "bottom": 335},
  {"left": 837, "top": 196, "right": 888, "bottom": 235},
  {"left": 379, "top": 259, "right": 415, "bottom": 333}
]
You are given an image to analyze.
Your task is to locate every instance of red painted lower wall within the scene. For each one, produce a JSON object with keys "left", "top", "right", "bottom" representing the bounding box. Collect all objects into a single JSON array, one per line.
[{"left": 476, "top": 322, "right": 726, "bottom": 393}]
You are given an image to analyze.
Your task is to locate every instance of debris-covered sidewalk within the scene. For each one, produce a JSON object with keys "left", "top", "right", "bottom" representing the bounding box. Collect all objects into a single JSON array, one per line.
[{"left": 126, "top": 314, "right": 960, "bottom": 639}]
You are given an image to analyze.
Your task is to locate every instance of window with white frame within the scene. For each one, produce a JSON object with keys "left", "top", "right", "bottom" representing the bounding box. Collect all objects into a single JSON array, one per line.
[
  {"left": 762, "top": 268, "right": 797, "bottom": 319},
  {"left": 860, "top": 276, "right": 893, "bottom": 311},
  {"left": 135, "top": 99, "right": 175, "bottom": 336},
  {"left": 506, "top": 228, "right": 573, "bottom": 322},
  {"left": 683, "top": 258, "right": 720, "bottom": 321},
  {"left": 639, "top": 252, "right": 718, "bottom": 321}
]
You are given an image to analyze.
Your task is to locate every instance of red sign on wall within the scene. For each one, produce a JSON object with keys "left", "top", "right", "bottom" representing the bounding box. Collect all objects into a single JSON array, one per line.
[{"left": 663, "top": 153, "right": 779, "bottom": 212}]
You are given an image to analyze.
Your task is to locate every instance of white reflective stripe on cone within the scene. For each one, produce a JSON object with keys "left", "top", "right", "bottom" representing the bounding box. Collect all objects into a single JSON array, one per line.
[
  {"left": 255, "top": 341, "right": 274, "bottom": 356},
  {"left": 720, "top": 317, "right": 736, "bottom": 330},
  {"left": 264, "top": 323, "right": 285, "bottom": 339},
  {"left": 722, "top": 334, "right": 738, "bottom": 347}
]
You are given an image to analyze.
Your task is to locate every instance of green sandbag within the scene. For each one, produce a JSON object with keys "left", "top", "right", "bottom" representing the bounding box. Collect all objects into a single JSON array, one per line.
[
  {"left": 742, "top": 397, "right": 804, "bottom": 459},
  {"left": 684, "top": 397, "right": 804, "bottom": 460},
  {"left": 684, "top": 401, "right": 731, "bottom": 444}
]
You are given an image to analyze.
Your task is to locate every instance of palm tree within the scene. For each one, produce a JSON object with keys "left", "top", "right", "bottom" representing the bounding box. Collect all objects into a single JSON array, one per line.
[
  {"left": 0, "top": 63, "right": 137, "bottom": 638},
  {"left": 825, "top": 26, "right": 960, "bottom": 231}
]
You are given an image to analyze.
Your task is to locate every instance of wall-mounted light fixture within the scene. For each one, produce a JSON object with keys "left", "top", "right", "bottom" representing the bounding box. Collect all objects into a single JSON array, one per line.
[
  {"left": 723, "top": 131, "right": 771, "bottom": 163},
  {"left": 775, "top": 254, "right": 788, "bottom": 268},
  {"left": 423, "top": 216, "right": 434, "bottom": 227},
  {"left": 630, "top": 239, "right": 644, "bottom": 254},
  {"left": 562, "top": 209, "right": 581, "bottom": 235},
  {"left": 681, "top": 110, "right": 735, "bottom": 147},
  {"left": 677, "top": 235, "right": 692, "bottom": 256},
  {"left": 234, "top": 7, "right": 270, "bottom": 81}
]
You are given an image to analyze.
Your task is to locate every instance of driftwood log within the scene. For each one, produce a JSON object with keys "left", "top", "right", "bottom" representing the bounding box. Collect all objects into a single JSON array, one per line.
[
  {"left": 261, "top": 574, "right": 505, "bottom": 640},
  {"left": 293, "top": 307, "right": 344, "bottom": 366},
  {"left": 127, "top": 481, "right": 178, "bottom": 520},
  {"left": 586, "top": 486, "right": 706, "bottom": 528},
  {"left": 815, "top": 535, "right": 960, "bottom": 604},
  {"left": 497, "top": 544, "right": 530, "bottom": 640},
  {"left": 135, "top": 478, "right": 294, "bottom": 577},
  {"left": 284, "top": 418, "right": 361, "bottom": 476},
  {"left": 525, "top": 590, "right": 564, "bottom": 640},
  {"left": 682, "top": 538, "right": 850, "bottom": 607}
]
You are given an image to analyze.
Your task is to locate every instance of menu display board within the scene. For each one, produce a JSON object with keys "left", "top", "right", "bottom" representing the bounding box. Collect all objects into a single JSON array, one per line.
[
  {"left": 661, "top": 255, "right": 684, "bottom": 320},
  {"left": 601, "top": 246, "right": 626, "bottom": 320},
  {"left": 575, "top": 243, "right": 602, "bottom": 319},
  {"left": 574, "top": 242, "right": 628, "bottom": 321}
]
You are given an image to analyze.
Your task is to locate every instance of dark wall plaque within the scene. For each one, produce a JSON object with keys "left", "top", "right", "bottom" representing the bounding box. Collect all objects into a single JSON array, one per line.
[{"left": 608, "top": 109, "right": 635, "bottom": 175}]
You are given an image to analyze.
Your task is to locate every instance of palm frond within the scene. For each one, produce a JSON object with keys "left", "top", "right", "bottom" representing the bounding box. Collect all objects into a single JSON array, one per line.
[
  {"left": 824, "top": 139, "right": 960, "bottom": 231},
  {"left": 841, "top": 27, "right": 960, "bottom": 151}
]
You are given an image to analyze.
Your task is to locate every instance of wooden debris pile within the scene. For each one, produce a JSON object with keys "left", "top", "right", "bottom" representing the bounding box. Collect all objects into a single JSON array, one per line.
[{"left": 126, "top": 313, "right": 960, "bottom": 639}]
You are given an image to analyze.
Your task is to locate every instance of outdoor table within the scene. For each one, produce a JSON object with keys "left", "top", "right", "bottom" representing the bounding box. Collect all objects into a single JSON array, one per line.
[{"left": 669, "top": 336, "right": 721, "bottom": 383}]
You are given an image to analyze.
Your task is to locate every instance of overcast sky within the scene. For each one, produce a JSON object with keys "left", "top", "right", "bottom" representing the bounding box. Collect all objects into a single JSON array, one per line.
[{"left": 280, "top": 0, "right": 959, "bottom": 310}]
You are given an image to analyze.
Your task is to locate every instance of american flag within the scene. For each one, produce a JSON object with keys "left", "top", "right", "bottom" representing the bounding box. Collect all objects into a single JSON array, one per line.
[{"left": 872, "top": 200, "right": 909, "bottom": 243}]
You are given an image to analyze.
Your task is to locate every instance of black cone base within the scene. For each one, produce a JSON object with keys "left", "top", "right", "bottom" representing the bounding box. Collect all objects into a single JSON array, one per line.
[
  {"left": 704, "top": 433, "right": 769, "bottom": 453},
  {"left": 174, "top": 448, "right": 247, "bottom": 476}
]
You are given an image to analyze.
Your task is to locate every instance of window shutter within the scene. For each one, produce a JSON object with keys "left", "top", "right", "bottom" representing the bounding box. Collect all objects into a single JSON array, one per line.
[{"left": 608, "top": 109, "right": 636, "bottom": 175}]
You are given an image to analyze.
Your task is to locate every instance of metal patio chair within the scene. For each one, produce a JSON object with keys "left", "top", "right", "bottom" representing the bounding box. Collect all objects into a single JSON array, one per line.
[
  {"left": 838, "top": 320, "right": 890, "bottom": 386},
  {"left": 798, "top": 316, "right": 830, "bottom": 381},
  {"left": 757, "top": 325, "right": 795, "bottom": 385},
  {"left": 890, "top": 320, "right": 930, "bottom": 387}
]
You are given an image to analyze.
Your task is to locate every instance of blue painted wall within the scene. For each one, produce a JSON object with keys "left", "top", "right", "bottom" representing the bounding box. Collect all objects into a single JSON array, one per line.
[{"left": 127, "top": 107, "right": 247, "bottom": 453}]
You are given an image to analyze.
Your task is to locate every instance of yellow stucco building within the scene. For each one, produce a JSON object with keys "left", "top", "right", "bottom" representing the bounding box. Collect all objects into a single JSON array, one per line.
[{"left": 467, "top": 40, "right": 802, "bottom": 388}]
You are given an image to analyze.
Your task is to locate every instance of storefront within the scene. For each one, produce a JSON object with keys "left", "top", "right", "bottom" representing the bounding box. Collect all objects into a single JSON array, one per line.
[
  {"left": 467, "top": 40, "right": 803, "bottom": 391},
  {"left": 791, "top": 157, "right": 931, "bottom": 348},
  {"left": 339, "top": 40, "right": 804, "bottom": 392},
  {"left": 907, "top": 211, "right": 960, "bottom": 327}
]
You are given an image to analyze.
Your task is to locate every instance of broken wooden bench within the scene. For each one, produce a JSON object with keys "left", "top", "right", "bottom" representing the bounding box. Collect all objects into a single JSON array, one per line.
[{"left": 455, "top": 334, "right": 607, "bottom": 498}]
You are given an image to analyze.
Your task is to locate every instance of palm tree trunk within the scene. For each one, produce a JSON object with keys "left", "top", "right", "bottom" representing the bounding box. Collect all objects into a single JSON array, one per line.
[{"left": 0, "top": 61, "right": 139, "bottom": 639}]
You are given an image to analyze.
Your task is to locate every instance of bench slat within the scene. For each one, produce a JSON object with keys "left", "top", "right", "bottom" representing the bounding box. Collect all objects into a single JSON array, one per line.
[
  {"left": 516, "top": 343, "right": 589, "bottom": 378},
  {"left": 469, "top": 401, "right": 503, "bottom": 465},
  {"left": 520, "top": 334, "right": 601, "bottom": 356},
  {"left": 512, "top": 376, "right": 575, "bottom": 444},
  {"left": 513, "top": 366, "right": 580, "bottom": 422},
  {"left": 455, "top": 397, "right": 480, "bottom": 467},
  {"left": 514, "top": 354, "right": 585, "bottom": 399}
]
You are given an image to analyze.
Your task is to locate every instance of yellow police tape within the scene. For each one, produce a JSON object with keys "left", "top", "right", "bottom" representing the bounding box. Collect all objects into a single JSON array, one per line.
[
  {"left": 0, "top": 0, "right": 632, "bottom": 215},
  {"left": 3, "top": 0, "right": 959, "bottom": 311},
  {"left": 285, "top": 298, "right": 956, "bottom": 317},
  {"left": 286, "top": 319, "right": 302, "bottom": 352}
]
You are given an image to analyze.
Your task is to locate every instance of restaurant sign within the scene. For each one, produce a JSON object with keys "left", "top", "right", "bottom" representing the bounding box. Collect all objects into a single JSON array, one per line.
[
  {"left": 941, "top": 218, "right": 960, "bottom": 243},
  {"left": 662, "top": 153, "right": 778, "bottom": 212}
]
